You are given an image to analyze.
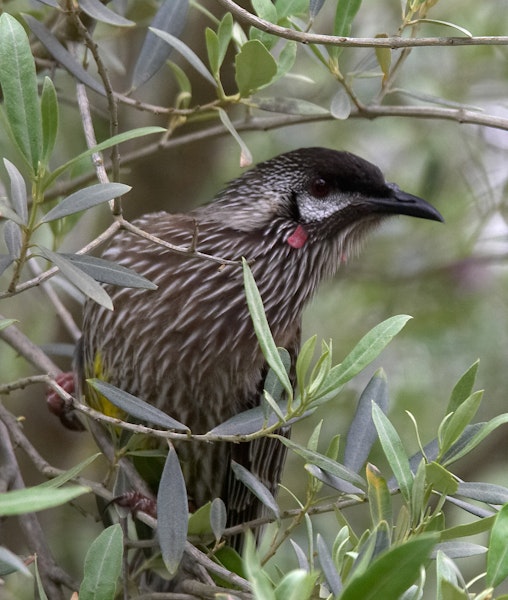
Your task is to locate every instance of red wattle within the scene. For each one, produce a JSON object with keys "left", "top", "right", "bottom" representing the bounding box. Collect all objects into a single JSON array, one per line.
[{"left": 287, "top": 225, "right": 308, "bottom": 248}]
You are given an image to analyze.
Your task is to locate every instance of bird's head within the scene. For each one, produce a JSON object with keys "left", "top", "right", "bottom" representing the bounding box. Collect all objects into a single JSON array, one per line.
[{"left": 207, "top": 147, "right": 443, "bottom": 256}]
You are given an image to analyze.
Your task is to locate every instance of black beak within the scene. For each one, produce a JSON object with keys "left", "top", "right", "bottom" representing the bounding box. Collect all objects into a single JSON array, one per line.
[{"left": 372, "top": 183, "right": 444, "bottom": 223}]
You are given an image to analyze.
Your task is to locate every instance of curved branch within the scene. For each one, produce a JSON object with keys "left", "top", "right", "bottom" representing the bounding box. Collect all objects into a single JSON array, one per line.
[
  {"left": 44, "top": 102, "right": 508, "bottom": 204},
  {"left": 216, "top": 0, "right": 508, "bottom": 48}
]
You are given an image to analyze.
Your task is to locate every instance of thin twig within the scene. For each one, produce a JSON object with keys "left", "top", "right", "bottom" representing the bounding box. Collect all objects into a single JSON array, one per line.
[
  {"left": 0, "top": 314, "right": 61, "bottom": 376},
  {"left": 67, "top": 2, "right": 123, "bottom": 214},
  {"left": 119, "top": 218, "right": 239, "bottom": 267},
  {"left": 75, "top": 81, "right": 110, "bottom": 186}
]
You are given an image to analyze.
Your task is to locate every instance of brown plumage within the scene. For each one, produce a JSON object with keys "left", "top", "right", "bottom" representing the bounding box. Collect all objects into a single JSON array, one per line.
[{"left": 77, "top": 147, "right": 442, "bottom": 550}]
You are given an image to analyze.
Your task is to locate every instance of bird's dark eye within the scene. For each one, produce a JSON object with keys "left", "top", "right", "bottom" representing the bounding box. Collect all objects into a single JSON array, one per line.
[{"left": 309, "top": 177, "right": 330, "bottom": 198}]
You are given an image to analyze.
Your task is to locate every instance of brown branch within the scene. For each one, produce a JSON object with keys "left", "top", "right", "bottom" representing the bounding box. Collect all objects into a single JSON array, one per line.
[
  {"left": 66, "top": 2, "right": 121, "bottom": 199},
  {"left": 0, "top": 315, "right": 61, "bottom": 376},
  {"left": 216, "top": 0, "right": 508, "bottom": 48},
  {"left": 0, "top": 418, "right": 78, "bottom": 598}
]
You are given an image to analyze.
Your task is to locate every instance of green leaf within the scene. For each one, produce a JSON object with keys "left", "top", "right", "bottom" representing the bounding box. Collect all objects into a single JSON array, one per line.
[
  {"left": 43, "top": 126, "right": 165, "bottom": 189},
  {"left": 410, "top": 458, "right": 427, "bottom": 523},
  {"left": 41, "top": 183, "right": 131, "bottom": 223},
  {"left": 375, "top": 34, "right": 391, "bottom": 83},
  {"left": 0, "top": 13, "right": 42, "bottom": 173},
  {"left": 276, "top": 0, "right": 309, "bottom": 19},
  {"left": 0, "top": 547, "right": 32, "bottom": 577},
  {"left": 316, "top": 315, "right": 412, "bottom": 402},
  {"left": 344, "top": 369, "right": 389, "bottom": 474},
  {"left": 217, "top": 108, "right": 253, "bottom": 167},
  {"left": 34, "top": 556, "right": 49, "bottom": 600},
  {"left": 254, "top": 96, "right": 329, "bottom": 116},
  {"left": 157, "top": 447, "right": 188, "bottom": 576},
  {"left": 372, "top": 403, "right": 413, "bottom": 502},
  {"left": 275, "top": 435, "right": 366, "bottom": 489},
  {"left": 416, "top": 19, "right": 473, "bottom": 38},
  {"left": 79, "top": 524, "right": 123, "bottom": 600},
  {"left": 435, "top": 550, "right": 462, "bottom": 597},
  {"left": 308, "top": 421, "right": 323, "bottom": 453},
  {"left": 210, "top": 497, "right": 227, "bottom": 542},
  {"left": 78, "top": 0, "right": 135, "bottom": 27},
  {"left": 435, "top": 541, "right": 487, "bottom": 559},
  {"left": 296, "top": 335, "right": 317, "bottom": 391},
  {"left": 235, "top": 40, "right": 278, "bottom": 97},
  {"left": 150, "top": 27, "right": 216, "bottom": 86},
  {"left": 86, "top": 379, "right": 190, "bottom": 431},
  {"left": 439, "top": 390, "right": 483, "bottom": 457},
  {"left": 187, "top": 502, "right": 212, "bottom": 536},
  {"left": 244, "top": 531, "right": 276, "bottom": 600},
  {"left": 330, "top": 87, "right": 352, "bottom": 119},
  {"left": 352, "top": 521, "right": 391, "bottom": 575},
  {"left": 23, "top": 14, "right": 106, "bottom": 97},
  {"left": 243, "top": 259, "right": 292, "bottom": 398},
  {"left": 35, "top": 246, "right": 114, "bottom": 310},
  {"left": 217, "top": 12, "right": 233, "bottom": 68},
  {"left": 3, "top": 158, "right": 28, "bottom": 224},
  {"left": 205, "top": 28, "right": 220, "bottom": 76},
  {"left": 446, "top": 360, "right": 479, "bottom": 414},
  {"left": 457, "top": 481, "right": 508, "bottom": 505},
  {"left": 208, "top": 400, "right": 301, "bottom": 435},
  {"left": 437, "top": 578, "right": 469, "bottom": 600},
  {"left": 0, "top": 199, "right": 25, "bottom": 226},
  {"left": 317, "top": 534, "right": 342, "bottom": 596},
  {"left": 440, "top": 515, "right": 496, "bottom": 541},
  {"left": 38, "top": 453, "right": 101, "bottom": 488},
  {"left": 487, "top": 503, "right": 508, "bottom": 587},
  {"left": 131, "top": 0, "right": 189, "bottom": 90},
  {"left": 252, "top": 0, "right": 278, "bottom": 22},
  {"left": 59, "top": 254, "right": 157, "bottom": 289},
  {"left": 425, "top": 462, "right": 458, "bottom": 495},
  {"left": 366, "top": 463, "right": 392, "bottom": 527},
  {"left": 0, "top": 485, "right": 90, "bottom": 516},
  {"left": 340, "top": 534, "right": 438, "bottom": 600},
  {"left": 331, "top": 0, "right": 363, "bottom": 60},
  {"left": 231, "top": 461, "right": 280, "bottom": 519},
  {"left": 274, "top": 569, "right": 319, "bottom": 600},
  {"left": 168, "top": 61, "right": 192, "bottom": 108},
  {"left": 264, "top": 348, "right": 291, "bottom": 411},
  {"left": 4, "top": 220, "right": 21, "bottom": 258},
  {"left": 306, "top": 341, "right": 332, "bottom": 396},
  {"left": 40, "top": 77, "right": 59, "bottom": 168},
  {"left": 275, "top": 41, "right": 297, "bottom": 80},
  {"left": 442, "top": 415, "right": 508, "bottom": 466}
]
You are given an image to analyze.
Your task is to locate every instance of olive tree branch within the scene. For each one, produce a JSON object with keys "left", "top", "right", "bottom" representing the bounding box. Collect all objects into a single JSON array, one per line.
[
  {"left": 67, "top": 1, "right": 123, "bottom": 213},
  {"left": 0, "top": 401, "right": 112, "bottom": 503},
  {"left": 44, "top": 100, "right": 508, "bottom": 206},
  {"left": 0, "top": 418, "right": 78, "bottom": 599},
  {"left": 216, "top": 0, "right": 508, "bottom": 48}
]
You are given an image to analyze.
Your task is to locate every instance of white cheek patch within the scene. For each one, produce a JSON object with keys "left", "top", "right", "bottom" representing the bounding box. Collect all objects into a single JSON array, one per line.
[{"left": 297, "top": 193, "right": 347, "bottom": 223}]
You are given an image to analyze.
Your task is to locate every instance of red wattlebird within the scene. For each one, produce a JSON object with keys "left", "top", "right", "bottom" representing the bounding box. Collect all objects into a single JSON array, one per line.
[{"left": 77, "top": 147, "right": 442, "bottom": 553}]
